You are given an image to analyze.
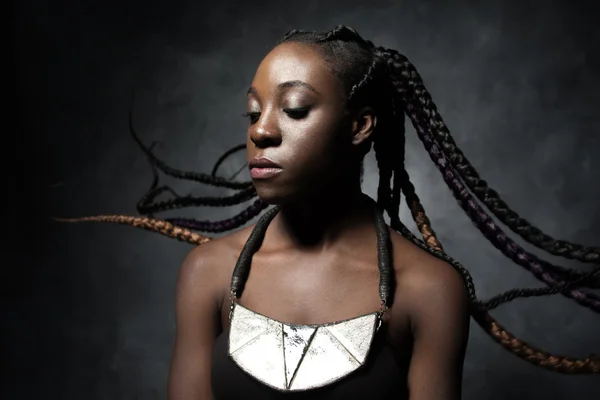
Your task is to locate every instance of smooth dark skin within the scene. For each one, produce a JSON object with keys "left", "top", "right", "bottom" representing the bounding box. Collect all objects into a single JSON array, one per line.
[{"left": 167, "top": 42, "right": 470, "bottom": 400}]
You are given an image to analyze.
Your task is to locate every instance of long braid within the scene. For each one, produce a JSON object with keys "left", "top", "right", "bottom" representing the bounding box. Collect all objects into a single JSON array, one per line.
[
  {"left": 480, "top": 266, "right": 600, "bottom": 311},
  {"left": 375, "top": 46, "right": 600, "bottom": 308},
  {"left": 131, "top": 103, "right": 261, "bottom": 230},
  {"left": 400, "top": 172, "right": 600, "bottom": 303},
  {"left": 133, "top": 146, "right": 257, "bottom": 218},
  {"left": 316, "top": 29, "right": 599, "bottom": 296},
  {"left": 137, "top": 186, "right": 257, "bottom": 214},
  {"left": 379, "top": 51, "right": 599, "bottom": 264},
  {"left": 211, "top": 144, "right": 247, "bottom": 177},
  {"left": 373, "top": 138, "right": 394, "bottom": 211},
  {"left": 396, "top": 198, "right": 600, "bottom": 373},
  {"left": 382, "top": 92, "right": 405, "bottom": 226},
  {"left": 165, "top": 199, "right": 268, "bottom": 233},
  {"left": 54, "top": 215, "right": 211, "bottom": 245},
  {"left": 134, "top": 139, "right": 262, "bottom": 232},
  {"left": 396, "top": 175, "right": 600, "bottom": 373},
  {"left": 408, "top": 145, "right": 598, "bottom": 289},
  {"left": 401, "top": 172, "right": 443, "bottom": 251},
  {"left": 368, "top": 93, "right": 600, "bottom": 370},
  {"left": 410, "top": 106, "right": 600, "bottom": 297},
  {"left": 129, "top": 97, "right": 252, "bottom": 190},
  {"left": 404, "top": 93, "right": 600, "bottom": 306},
  {"left": 476, "top": 312, "right": 599, "bottom": 373},
  {"left": 131, "top": 115, "right": 258, "bottom": 215},
  {"left": 314, "top": 25, "right": 599, "bottom": 298}
]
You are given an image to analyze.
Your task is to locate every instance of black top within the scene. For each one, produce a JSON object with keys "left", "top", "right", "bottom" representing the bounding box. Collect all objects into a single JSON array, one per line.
[{"left": 211, "top": 325, "right": 406, "bottom": 399}]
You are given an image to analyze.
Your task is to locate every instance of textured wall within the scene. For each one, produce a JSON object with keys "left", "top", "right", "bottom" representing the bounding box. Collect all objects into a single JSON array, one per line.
[{"left": 11, "top": 0, "right": 600, "bottom": 398}]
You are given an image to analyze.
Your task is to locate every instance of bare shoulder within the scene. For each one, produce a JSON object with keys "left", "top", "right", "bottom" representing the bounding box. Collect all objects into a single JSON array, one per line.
[
  {"left": 180, "top": 224, "right": 254, "bottom": 270},
  {"left": 388, "top": 228, "right": 470, "bottom": 328},
  {"left": 177, "top": 225, "right": 255, "bottom": 304},
  {"left": 168, "top": 226, "right": 255, "bottom": 398}
]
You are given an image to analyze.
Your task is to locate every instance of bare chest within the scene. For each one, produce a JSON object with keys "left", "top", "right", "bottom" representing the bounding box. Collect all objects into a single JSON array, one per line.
[{"left": 222, "top": 249, "right": 382, "bottom": 325}]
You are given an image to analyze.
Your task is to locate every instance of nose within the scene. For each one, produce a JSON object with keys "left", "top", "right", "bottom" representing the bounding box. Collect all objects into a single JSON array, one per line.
[{"left": 249, "top": 111, "right": 282, "bottom": 149}]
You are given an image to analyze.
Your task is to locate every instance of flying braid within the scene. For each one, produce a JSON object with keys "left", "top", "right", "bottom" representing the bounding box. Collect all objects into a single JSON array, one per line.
[
  {"left": 55, "top": 215, "right": 211, "bottom": 245},
  {"left": 211, "top": 144, "right": 247, "bottom": 177},
  {"left": 370, "top": 46, "right": 600, "bottom": 309},
  {"left": 130, "top": 103, "right": 258, "bottom": 224},
  {"left": 137, "top": 186, "right": 257, "bottom": 214},
  {"left": 129, "top": 96, "right": 252, "bottom": 190},
  {"left": 375, "top": 48, "right": 599, "bottom": 264},
  {"left": 309, "top": 28, "right": 600, "bottom": 301},
  {"left": 134, "top": 139, "right": 260, "bottom": 232},
  {"left": 165, "top": 199, "right": 268, "bottom": 233},
  {"left": 396, "top": 172, "right": 599, "bottom": 373}
]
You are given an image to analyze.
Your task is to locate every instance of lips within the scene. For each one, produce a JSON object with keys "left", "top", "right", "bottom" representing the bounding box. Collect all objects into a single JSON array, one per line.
[{"left": 249, "top": 157, "right": 282, "bottom": 179}]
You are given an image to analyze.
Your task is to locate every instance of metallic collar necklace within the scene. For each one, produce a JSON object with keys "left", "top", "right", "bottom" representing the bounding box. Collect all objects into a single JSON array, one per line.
[{"left": 227, "top": 197, "right": 393, "bottom": 392}]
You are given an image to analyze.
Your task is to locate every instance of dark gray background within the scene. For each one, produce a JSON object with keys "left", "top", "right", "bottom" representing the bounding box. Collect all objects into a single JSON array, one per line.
[{"left": 10, "top": 0, "right": 600, "bottom": 398}]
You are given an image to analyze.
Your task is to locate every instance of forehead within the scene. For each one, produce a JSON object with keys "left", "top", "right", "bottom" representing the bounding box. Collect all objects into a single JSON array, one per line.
[{"left": 251, "top": 42, "right": 340, "bottom": 96}]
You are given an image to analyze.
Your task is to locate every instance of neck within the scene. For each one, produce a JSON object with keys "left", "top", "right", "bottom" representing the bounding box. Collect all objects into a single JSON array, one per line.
[{"left": 271, "top": 180, "right": 373, "bottom": 251}]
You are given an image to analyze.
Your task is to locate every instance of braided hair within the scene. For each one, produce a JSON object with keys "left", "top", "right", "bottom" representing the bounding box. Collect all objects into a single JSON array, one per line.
[{"left": 59, "top": 26, "right": 600, "bottom": 373}]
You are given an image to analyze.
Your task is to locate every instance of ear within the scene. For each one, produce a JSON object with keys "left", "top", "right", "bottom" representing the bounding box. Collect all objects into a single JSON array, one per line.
[{"left": 351, "top": 107, "right": 377, "bottom": 146}]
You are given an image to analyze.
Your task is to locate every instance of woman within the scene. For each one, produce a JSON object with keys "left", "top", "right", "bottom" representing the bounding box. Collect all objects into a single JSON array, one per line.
[
  {"left": 167, "top": 27, "right": 471, "bottom": 399},
  {"left": 60, "top": 25, "right": 600, "bottom": 399}
]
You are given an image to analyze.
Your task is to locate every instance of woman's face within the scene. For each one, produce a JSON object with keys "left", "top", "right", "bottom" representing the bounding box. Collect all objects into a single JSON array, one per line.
[{"left": 245, "top": 42, "right": 357, "bottom": 204}]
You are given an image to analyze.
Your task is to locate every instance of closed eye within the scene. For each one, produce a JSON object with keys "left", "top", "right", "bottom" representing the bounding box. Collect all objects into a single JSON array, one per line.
[
  {"left": 242, "top": 111, "right": 260, "bottom": 124},
  {"left": 283, "top": 107, "right": 310, "bottom": 119}
]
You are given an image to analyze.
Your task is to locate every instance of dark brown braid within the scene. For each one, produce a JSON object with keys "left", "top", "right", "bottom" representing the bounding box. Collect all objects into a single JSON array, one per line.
[
  {"left": 397, "top": 173, "right": 599, "bottom": 373},
  {"left": 129, "top": 94, "right": 252, "bottom": 190},
  {"left": 370, "top": 45, "right": 600, "bottom": 308},
  {"left": 165, "top": 199, "right": 268, "bottom": 233},
  {"left": 211, "top": 144, "right": 247, "bottom": 177},
  {"left": 378, "top": 49, "right": 599, "bottom": 264},
  {"left": 130, "top": 107, "right": 258, "bottom": 215},
  {"left": 401, "top": 173, "right": 600, "bottom": 308},
  {"left": 480, "top": 266, "right": 600, "bottom": 311},
  {"left": 137, "top": 186, "right": 257, "bottom": 214},
  {"left": 133, "top": 137, "right": 260, "bottom": 229}
]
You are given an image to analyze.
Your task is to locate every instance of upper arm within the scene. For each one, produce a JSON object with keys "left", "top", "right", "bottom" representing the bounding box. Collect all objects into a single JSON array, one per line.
[
  {"left": 168, "top": 244, "right": 225, "bottom": 400},
  {"left": 403, "top": 260, "right": 470, "bottom": 400}
]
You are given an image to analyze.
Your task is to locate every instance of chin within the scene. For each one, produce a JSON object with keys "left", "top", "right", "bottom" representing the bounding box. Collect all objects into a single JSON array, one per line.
[
  {"left": 255, "top": 184, "right": 326, "bottom": 207},
  {"left": 252, "top": 172, "right": 326, "bottom": 205},
  {"left": 253, "top": 181, "right": 304, "bottom": 206},
  {"left": 254, "top": 188, "right": 290, "bottom": 206}
]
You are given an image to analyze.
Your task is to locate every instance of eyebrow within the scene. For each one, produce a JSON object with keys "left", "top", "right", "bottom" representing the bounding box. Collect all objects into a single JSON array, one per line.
[{"left": 247, "top": 80, "right": 319, "bottom": 96}]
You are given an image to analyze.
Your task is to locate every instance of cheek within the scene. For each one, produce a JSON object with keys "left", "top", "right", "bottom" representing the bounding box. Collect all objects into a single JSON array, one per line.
[
  {"left": 283, "top": 111, "right": 345, "bottom": 161},
  {"left": 284, "top": 125, "right": 351, "bottom": 190}
]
